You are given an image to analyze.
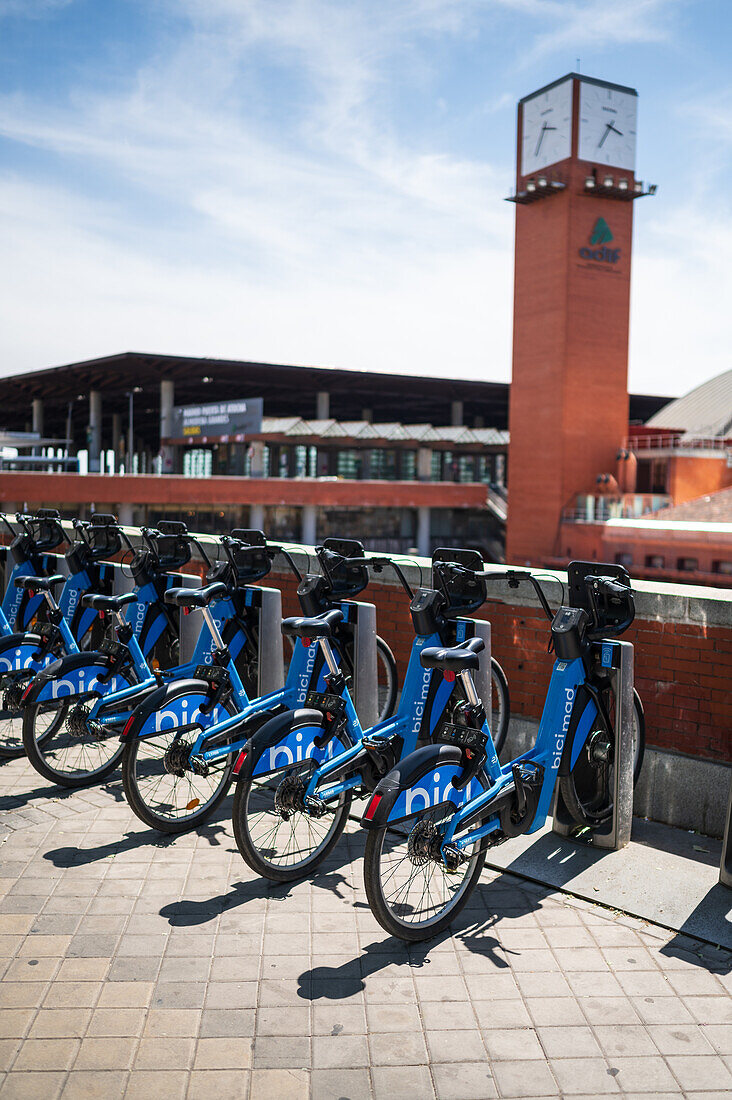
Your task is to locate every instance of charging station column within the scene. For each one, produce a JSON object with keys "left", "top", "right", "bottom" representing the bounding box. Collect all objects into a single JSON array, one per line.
[
  {"left": 346, "top": 601, "right": 378, "bottom": 729},
  {"left": 553, "top": 638, "right": 634, "bottom": 850},
  {"left": 721, "top": 776, "right": 732, "bottom": 888}
]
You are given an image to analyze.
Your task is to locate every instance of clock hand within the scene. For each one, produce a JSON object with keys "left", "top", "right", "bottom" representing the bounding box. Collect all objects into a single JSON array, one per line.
[
  {"left": 535, "top": 122, "right": 547, "bottom": 157},
  {"left": 608, "top": 122, "right": 623, "bottom": 136},
  {"left": 597, "top": 122, "right": 612, "bottom": 148}
]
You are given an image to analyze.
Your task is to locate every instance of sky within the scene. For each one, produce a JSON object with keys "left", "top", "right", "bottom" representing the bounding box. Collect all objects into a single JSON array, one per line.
[{"left": 0, "top": 0, "right": 730, "bottom": 398}]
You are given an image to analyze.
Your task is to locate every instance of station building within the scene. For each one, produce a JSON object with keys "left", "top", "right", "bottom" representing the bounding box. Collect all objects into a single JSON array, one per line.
[{"left": 0, "top": 350, "right": 663, "bottom": 560}]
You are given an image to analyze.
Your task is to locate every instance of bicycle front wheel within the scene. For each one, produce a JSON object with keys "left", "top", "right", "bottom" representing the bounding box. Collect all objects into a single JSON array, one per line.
[{"left": 363, "top": 805, "right": 486, "bottom": 942}]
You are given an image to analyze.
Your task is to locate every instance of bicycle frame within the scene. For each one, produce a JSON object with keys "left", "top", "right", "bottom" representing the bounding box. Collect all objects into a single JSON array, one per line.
[
  {"left": 245, "top": 621, "right": 469, "bottom": 806},
  {"left": 165, "top": 600, "right": 369, "bottom": 765}
]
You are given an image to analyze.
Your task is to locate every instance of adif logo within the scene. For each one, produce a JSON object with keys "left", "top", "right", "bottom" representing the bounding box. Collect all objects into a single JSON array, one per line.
[
  {"left": 404, "top": 770, "right": 477, "bottom": 817},
  {"left": 579, "top": 217, "right": 620, "bottom": 264},
  {"left": 296, "top": 642, "right": 317, "bottom": 704},
  {"left": 553, "top": 686, "right": 574, "bottom": 769},
  {"left": 412, "top": 669, "right": 432, "bottom": 735}
]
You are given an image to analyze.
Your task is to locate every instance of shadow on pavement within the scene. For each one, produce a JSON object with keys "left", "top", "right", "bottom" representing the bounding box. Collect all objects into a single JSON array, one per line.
[{"left": 43, "top": 819, "right": 229, "bottom": 867}]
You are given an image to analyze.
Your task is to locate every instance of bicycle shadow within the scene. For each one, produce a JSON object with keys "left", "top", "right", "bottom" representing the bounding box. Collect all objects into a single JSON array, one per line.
[
  {"left": 43, "top": 820, "right": 229, "bottom": 867},
  {"left": 297, "top": 870, "right": 542, "bottom": 1001}
]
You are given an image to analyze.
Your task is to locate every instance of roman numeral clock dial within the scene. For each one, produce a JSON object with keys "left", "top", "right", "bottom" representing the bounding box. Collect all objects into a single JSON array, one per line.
[{"left": 578, "top": 81, "right": 637, "bottom": 171}]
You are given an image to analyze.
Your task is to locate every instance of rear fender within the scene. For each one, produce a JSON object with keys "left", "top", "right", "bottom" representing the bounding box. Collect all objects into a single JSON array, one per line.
[
  {"left": 119, "top": 680, "right": 231, "bottom": 741},
  {"left": 239, "top": 708, "right": 351, "bottom": 780},
  {"left": 360, "top": 744, "right": 484, "bottom": 829},
  {"left": 0, "top": 632, "right": 49, "bottom": 677},
  {"left": 23, "top": 653, "right": 130, "bottom": 704}
]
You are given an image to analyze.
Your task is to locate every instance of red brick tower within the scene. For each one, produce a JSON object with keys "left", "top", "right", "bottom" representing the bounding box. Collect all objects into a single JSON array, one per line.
[{"left": 506, "top": 74, "right": 644, "bottom": 565}]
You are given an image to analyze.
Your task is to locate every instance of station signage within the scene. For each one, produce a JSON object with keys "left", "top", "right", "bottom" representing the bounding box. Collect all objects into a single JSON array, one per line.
[{"left": 170, "top": 398, "right": 263, "bottom": 440}]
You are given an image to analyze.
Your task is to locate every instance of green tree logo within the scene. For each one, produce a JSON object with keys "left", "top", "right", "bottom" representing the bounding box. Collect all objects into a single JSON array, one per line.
[{"left": 590, "top": 218, "right": 613, "bottom": 245}]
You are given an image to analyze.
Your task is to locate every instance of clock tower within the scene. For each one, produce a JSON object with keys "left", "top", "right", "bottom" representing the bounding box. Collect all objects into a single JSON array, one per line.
[{"left": 506, "top": 74, "right": 650, "bottom": 566}]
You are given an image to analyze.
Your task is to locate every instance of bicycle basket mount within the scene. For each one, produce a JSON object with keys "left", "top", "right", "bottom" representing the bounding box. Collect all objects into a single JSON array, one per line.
[
  {"left": 318, "top": 538, "right": 369, "bottom": 599},
  {"left": 567, "top": 560, "right": 634, "bottom": 638},
  {"left": 152, "top": 521, "right": 192, "bottom": 570},
  {"left": 432, "top": 548, "right": 487, "bottom": 619}
]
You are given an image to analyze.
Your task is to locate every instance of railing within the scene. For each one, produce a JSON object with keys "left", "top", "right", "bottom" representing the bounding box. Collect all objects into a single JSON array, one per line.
[
  {"left": 628, "top": 434, "right": 729, "bottom": 453},
  {"left": 563, "top": 494, "right": 671, "bottom": 523}
]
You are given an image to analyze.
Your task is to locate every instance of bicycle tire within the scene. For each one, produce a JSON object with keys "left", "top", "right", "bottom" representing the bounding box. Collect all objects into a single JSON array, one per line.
[
  {"left": 632, "top": 688, "right": 645, "bottom": 784},
  {"left": 375, "top": 636, "right": 398, "bottom": 722},
  {"left": 233, "top": 720, "right": 353, "bottom": 881},
  {"left": 489, "top": 657, "right": 510, "bottom": 755},
  {"left": 23, "top": 672, "right": 134, "bottom": 789},
  {"left": 121, "top": 697, "right": 239, "bottom": 833},
  {"left": 363, "top": 807, "right": 486, "bottom": 942}
]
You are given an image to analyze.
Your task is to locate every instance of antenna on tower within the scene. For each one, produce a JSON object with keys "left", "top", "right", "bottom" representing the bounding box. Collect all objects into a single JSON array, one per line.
[{"left": 576, "top": 58, "right": 581, "bottom": 73}]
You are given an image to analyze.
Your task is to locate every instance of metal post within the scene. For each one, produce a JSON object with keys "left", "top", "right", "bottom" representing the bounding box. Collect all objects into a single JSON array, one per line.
[
  {"left": 416, "top": 506, "right": 430, "bottom": 557},
  {"left": 31, "top": 399, "right": 43, "bottom": 457},
  {"left": 88, "top": 390, "right": 102, "bottom": 473},
  {"left": 350, "top": 602, "right": 378, "bottom": 728},
  {"left": 255, "top": 588, "right": 284, "bottom": 695},
  {"left": 160, "top": 379, "right": 175, "bottom": 474},
  {"left": 250, "top": 504, "right": 265, "bottom": 530},
  {"left": 721, "top": 774, "right": 732, "bottom": 888},
  {"left": 553, "top": 639, "right": 634, "bottom": 850},
  {"left": 302, "top": 504, "right": 316, "bottom": 546},
  {"left": 111, "top": 414, "right": 122, "bottom": 473},
  {"left": 127, "top": 390, "right": 134, "bottom": 473}
]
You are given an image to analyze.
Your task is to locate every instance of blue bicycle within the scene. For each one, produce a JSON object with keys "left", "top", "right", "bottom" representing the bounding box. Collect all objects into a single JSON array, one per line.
[
  {"left": 0, "top": 513, "right": 120, "bottom": 758},
  {"left": 20, "top": 521, "right": 224, "bottom": 787},
  {"left": 119, "top": 537, "right": 397, "bottom": 833},
  {"left": 360, "top": 560, "right": 638, "bottom": 941},
  {"left": 231, "top": 548, "right": 497, "bottom": 882}
]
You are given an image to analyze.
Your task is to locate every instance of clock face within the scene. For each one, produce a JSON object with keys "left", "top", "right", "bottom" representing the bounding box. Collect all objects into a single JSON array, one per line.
[
  {"left": 521, "top": 78, "right": 572, "bottom": 176},
  {"left": 578, "top": 82, "right": 637, "bottom": 170}
]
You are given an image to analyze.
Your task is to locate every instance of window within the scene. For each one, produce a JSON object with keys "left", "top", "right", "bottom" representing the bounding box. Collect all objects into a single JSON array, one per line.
[
  {"left": 676, "top": 557, "right": 698, "bottom": 572},
  {"left": 614, "top": 552, "right": 632, "bottom": 567},
  {"left": 712, "top": 560, "right": 732, "bottom": 575},
  {"left": 645, "top": 554, "right": 665, "bottom": 569}
]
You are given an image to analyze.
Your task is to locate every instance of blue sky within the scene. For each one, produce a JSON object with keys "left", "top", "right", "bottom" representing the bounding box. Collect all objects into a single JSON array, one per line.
[{"left": 0, "top": 0, "right": 730, "bottom": 396}]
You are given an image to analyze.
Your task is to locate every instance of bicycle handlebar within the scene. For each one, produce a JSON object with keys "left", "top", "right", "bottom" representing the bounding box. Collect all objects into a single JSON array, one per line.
[
  {"left": 337, "top": 555, "right": 414, "bottom": 600},
  {"left": 437, "top": 563, "right": 557, "bottom": 624}
]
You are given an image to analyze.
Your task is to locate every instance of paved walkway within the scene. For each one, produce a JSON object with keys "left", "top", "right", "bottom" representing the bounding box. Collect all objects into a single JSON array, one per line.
[{"left": 1, "top": 755, "right": 731, "bottom": 1099}]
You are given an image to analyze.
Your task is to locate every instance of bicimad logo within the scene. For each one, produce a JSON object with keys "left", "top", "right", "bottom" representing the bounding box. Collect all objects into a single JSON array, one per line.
[{"left": 579, "top": 217, "right": 620, "bottom": 264}]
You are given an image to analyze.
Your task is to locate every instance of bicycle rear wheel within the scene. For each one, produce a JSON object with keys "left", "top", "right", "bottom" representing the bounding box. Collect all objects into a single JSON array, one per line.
[
  {"left": 121, "top": 699, "right": 239, "bottom": 833},
  {"left": 23, "top": 674, "right": 134, "bottom": 788},
  {"left": 363, "top": 805, "right": 486, "bottom": 942}
]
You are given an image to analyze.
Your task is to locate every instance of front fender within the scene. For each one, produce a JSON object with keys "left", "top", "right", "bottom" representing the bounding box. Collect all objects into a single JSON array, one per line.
[
  {"left": 0, "top": 632, "right": 50, "bottom": 677},
  {"left": 119, "top": 679, "right": 231, "bottom": 741},
  {"left": 239, "top": 708, "right": 351, "bottom": 780},
  {"left": 24, "top": 652, "right": 131, "bottom": 704},
  {"left": 360, "top": 744, "right": 484, "bottom": 829}
]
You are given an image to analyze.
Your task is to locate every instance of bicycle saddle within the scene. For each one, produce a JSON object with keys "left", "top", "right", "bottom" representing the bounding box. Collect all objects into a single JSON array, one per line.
[
  {"left": 281, "top": 608, "right": 343, "bottom": 640},
  {"left": 420, "top": 636, "right": 485, "bottom": 673},
  {"left": 14, "top": 574, "right": 65, "bottom": 593},
  {"left": 81, "top": 592, "right": 137, "bottom": 612},
  {"left": 164, "top": 582, "right": 228, "bottom": 609}
]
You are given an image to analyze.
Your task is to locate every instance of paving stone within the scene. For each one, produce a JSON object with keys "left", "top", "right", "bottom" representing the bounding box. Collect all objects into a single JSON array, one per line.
[
  {"left": 125, "top": 1070, "right": 189, "bottom": 1099},
  {"left": 371, "top": 1064, "right": 435, "bottom": 1099},
  {"left": 491, "top": 1057, "right": 560, "bottom": 1097},
  {"left": 253, "top": 1035, "right": 311, "bottom": 1069},
  {"left": 311, "top": 1067, "right": 371, "bottom": 1100},
  {"left": 549, "top": 1057, "right": 621, "bottom": 1094},
  {"left": 483, "top": 1027, "right": 545, "bottom": 1060},
  {"left": 248, "top": 1068, "right": 309, "bottom": 1099},
  {"left": 665, "top": 1053, "right": 732, "bottom": 1091},
  {"left": 537, "top": 1025, "right": 603, "bottom": 1058},
  {"left": 431, "top": 1061, "right": 497, "bottom": 1099},
  {"left": 12, "top": 1038, "right": 80, "bottom": 1071},
  {"left": 0, "top": 1071, "right": 67, "bottom": 1099},
  {"left": 28, "top": 1009, "right": 91, "bottom": 1039},
  {"left": 199, "top": 1009, "right": 256, "bottom": 1038},
  {"left": 59, "top": 1070, "right": 128, "bottom": 1099},
  {"left": 134, "top": 1036, "right": 196, "bottom": 1070}
]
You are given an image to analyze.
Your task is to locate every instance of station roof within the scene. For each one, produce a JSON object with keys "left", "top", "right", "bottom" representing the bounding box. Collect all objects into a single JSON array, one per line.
[
  {"left": 647, "top": 368, "right": 732, "bottom": 440},
  {"left": 0, "top": 350, "right": 670, "bottom": 451}
]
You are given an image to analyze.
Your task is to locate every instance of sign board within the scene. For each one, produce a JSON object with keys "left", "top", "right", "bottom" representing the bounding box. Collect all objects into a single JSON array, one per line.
[{"left": 169, "top": 399, "right": 263, "bottom": 440}]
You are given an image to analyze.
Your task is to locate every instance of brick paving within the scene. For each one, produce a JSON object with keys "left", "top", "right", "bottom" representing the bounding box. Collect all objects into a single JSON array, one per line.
[{"left": 1, "top": 755, "right": 731, "bottom": 1099}]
